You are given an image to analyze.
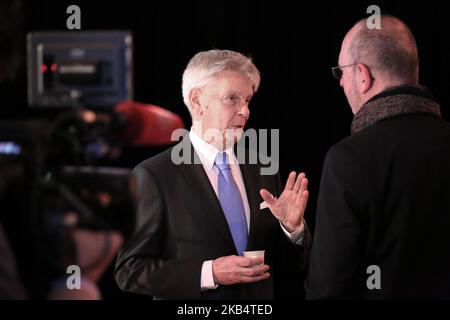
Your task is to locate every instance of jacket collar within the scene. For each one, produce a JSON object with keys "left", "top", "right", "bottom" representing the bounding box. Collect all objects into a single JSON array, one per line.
[{"left": 351, "top": 84, "right": 441, "bottom": 134}]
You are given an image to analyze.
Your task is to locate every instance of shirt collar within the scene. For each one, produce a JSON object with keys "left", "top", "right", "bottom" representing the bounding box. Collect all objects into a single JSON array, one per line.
[{"left": 189, "top": 127, "right": 236, "bottom": 170}]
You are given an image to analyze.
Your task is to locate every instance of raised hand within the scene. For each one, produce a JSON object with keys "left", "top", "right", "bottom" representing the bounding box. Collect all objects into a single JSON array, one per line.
[{"left": 260, "top": 171, "right": 308, "bottom": 232}]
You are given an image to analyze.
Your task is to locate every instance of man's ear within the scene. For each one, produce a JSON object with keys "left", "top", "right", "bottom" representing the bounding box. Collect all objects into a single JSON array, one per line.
[
  {"left": 189, "top": 88, "right": 203, "bottom": 117},
  {"left": 357, "top": 64, "right": 374, "bottom": 93}
]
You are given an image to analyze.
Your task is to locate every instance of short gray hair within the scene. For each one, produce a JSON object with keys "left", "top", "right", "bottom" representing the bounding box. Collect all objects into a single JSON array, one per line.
[
  {"left": 181, "top": 49, "right": 261, "bottom": 111},
  {"left": 349, "top": 16, "right": 419, "bottom": 82}
]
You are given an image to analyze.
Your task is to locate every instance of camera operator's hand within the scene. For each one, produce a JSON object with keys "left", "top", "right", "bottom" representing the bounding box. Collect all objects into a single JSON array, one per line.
[
  {"left": 48, "top": 230, "right": 124, "bottom": 300},
  {"left": 73, "top": 229, "right": 123, "bottom": 283},
  {"left": 212, "top": 255, "right": 270, "bottom": 285}
]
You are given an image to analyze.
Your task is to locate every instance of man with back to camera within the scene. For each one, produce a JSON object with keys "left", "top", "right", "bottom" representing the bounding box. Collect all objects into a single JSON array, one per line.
[
  {"left": 306, "top": 15, "right": 450, "bottom": 299},
  {"left": 115, "top": 49, "right": 311, "bottom": 299}
]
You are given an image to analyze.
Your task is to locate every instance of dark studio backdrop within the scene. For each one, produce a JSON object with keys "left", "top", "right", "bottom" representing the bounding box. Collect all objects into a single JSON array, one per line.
[{"left": 1, "top": 0, "right": 449, "bottom": 300}]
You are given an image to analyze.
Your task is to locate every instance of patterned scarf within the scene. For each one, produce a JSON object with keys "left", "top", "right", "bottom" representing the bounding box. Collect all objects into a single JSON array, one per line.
[{"left": 351, "top": 84, "right": 441, "bottom": 135}]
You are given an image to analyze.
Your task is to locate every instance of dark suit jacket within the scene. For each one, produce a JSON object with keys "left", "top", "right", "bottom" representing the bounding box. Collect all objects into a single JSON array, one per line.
[
  {"left": 307, "top": 113, "right": 450, "bottom": 299},
  {"left": 115, "top": 136, "right": 310, "bottom": 299}
]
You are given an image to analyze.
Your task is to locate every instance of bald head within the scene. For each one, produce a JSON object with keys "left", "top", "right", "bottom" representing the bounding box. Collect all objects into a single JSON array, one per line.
[{"left": 343, "top": 15, "right": 419, "bottom": 85}]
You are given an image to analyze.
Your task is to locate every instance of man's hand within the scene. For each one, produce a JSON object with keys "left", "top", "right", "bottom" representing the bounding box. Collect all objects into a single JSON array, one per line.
[
  {"left": 260, "top": 171, "right": 309, "bottom": 232},
  {"left": 212, "top": 255, "right": 270, "bottom": 285}
]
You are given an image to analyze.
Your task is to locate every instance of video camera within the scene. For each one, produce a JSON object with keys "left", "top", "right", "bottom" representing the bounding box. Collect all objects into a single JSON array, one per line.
[{"left": 0, "top": 31, "right": 136, "bottom": 298}]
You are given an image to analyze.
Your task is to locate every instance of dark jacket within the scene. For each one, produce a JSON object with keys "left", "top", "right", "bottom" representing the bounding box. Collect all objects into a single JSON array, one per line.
[
  {"left": 307, "top": 86, "right": 450, "bottom": 299},
  {"left": 116, "top": 136, "right": 310, "bottom": 299}
]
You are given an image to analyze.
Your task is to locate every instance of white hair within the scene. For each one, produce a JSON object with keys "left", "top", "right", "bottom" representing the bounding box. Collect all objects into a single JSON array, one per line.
[{"left": 181, "top": 49, "right": 261, "bottom": 113}]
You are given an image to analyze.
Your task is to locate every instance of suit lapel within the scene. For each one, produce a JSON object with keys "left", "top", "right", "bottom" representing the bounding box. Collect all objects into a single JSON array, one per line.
[
  {"left": 237, "top": 150, "right": 261, "bottom": 250},
  {"left": 175, "top": 136, "right": 236, "bottom": 251}
]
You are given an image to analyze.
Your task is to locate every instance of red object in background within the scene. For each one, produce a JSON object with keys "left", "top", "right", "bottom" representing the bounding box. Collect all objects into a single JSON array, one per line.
[{"left": 115, "top": 100, "right": 185, "bottom": 146}]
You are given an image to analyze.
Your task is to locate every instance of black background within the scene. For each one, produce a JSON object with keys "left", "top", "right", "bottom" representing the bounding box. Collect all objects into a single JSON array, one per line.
[{"left": 1, "top": 0, "right": 449, "bottom": 299}]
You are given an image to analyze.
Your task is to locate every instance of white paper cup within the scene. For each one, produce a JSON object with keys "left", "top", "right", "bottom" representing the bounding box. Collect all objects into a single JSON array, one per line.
[{"left": 243, "top": 250, "right": 265, "bottom": 264}]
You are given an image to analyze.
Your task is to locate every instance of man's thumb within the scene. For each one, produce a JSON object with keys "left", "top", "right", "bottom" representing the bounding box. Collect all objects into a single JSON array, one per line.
[{"left": 260, "top": 189, "right": 276, "bottom": 206}]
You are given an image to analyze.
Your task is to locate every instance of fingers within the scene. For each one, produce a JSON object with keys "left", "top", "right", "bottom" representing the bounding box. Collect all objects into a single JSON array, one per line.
[
  {"left": 238, "top": 261, "right": 270, "bottom": 283},
  {"left": 295, "top": 176, "right": 308, "bottom": 203},
  {"left": 297, "top": 175, "right": 308, "bottom": 195},
  {"left": 240, "top": 272, "right": 271, "bottom": 283},
  {"left": 263, "top": 172, "right": 307, "bottom": 202},
  {"left": 287, "top": 171, "right": 308, "bottom": 194},
  {"left": 296, "top": 189, "right": 309, "bottom": 217},
  {"left": 285, "top": 171, "right": 297, "bottom": 191},
  {"left": 294, "top": 176, "right": 309, "bottom": 217},
  {"left": 237, "top": 256, "right": 264, "bottom": 267},
  {"left": 293, "top": 172, "right": 306, "bottom": 193},
  {"left": 212, "top": 255, "right": 271, "bottom": 285},
  {"left": 240, "top": 264, "right": 270, "bottom": 277}
]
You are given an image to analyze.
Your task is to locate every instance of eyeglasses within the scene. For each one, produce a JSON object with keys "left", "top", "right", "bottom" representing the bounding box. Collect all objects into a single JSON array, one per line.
[
  {"left": 331, "top": 63, "right": 376, "bottom": 81},
  {"left": 331, "top": 63, "right": 358, "bottom": 80}
]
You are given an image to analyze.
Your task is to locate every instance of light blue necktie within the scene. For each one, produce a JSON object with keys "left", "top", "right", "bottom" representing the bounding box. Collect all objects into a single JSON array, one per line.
[{"left": 215, "top": 152, "right": 248, "bottom": 256}]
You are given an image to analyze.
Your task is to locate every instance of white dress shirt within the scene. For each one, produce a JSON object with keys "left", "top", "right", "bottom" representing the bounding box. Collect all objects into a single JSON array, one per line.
[{"left": 189, "top": 129, "right": 304, "bottom": 290}]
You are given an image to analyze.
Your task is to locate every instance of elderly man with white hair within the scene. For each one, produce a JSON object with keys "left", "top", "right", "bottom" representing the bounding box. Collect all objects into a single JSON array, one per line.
[{"left": 115, "top": 49, "right": 311, "bottom": 300}]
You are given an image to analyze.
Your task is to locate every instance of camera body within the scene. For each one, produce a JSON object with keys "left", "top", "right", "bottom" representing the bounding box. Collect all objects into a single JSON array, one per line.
[{"left": 0, "top": 110, "right": 137, "bottom": 298}]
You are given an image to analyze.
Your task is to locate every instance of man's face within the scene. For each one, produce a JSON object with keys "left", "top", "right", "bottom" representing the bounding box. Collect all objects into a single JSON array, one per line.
[
  {"left": 195, "top": 70, "right": 254, "bottom": 149},
  {"left": 338, "top": 30, "right": 363, "bottom": 114}
]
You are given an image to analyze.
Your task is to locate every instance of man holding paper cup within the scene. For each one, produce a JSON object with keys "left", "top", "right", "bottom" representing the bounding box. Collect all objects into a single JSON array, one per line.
[{"left": 115, "top": 50, "right": 311, "bottom": 299}]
